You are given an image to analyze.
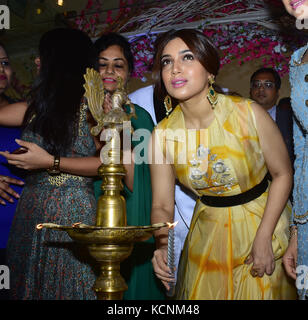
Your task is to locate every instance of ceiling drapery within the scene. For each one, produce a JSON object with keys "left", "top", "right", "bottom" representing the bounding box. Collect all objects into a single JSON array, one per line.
[{"left": 73, "top": 0, "right": 308, "bottom": 80}]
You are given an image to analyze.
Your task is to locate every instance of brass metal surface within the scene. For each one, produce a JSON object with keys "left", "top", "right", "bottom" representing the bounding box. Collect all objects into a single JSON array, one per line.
[{"left": 37, "top": 70, "right": 166, "bottom": 299}]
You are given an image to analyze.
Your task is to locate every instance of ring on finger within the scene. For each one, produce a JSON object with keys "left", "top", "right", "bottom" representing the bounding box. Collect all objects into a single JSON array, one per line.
[{"left": 251, "top": 269, "right": 258, "bottom": 277}]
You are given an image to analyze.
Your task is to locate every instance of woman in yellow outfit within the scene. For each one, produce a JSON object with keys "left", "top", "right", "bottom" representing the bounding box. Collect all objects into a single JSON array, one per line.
[{"left": 150, "top": 29, "right": 297, "bottom": 300}]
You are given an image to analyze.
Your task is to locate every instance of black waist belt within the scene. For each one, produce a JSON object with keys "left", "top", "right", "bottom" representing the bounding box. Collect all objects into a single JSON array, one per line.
[{"left": 200, "top": 175, "right": 268, "bottom": 207}]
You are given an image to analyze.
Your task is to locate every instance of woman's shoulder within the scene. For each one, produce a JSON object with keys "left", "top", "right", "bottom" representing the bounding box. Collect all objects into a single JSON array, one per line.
[
  {"left": 155, "top": 105, "right": 182, "bottom": 131},
  {"left": 214, "top": 94, "right": 258, "bottom": 130},
  {"left": 219, "top": 93, "right": 251, "bottom": 104},
  {"left": 217, "top": 93, "right": 254, "bottom": 115}
]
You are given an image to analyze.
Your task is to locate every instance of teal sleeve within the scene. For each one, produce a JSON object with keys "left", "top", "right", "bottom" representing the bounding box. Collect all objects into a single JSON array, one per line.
[{"left": 123, "top": 104, "right": 154, "bottom": 230}]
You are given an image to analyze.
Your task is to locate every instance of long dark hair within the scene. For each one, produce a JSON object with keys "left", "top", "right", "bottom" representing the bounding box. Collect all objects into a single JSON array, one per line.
[
  {"left": 23, "top": 28, "right": 96, "bottom": 156},
  {"left": 152, "top": 29, "right": 223, "bottom": 121}
]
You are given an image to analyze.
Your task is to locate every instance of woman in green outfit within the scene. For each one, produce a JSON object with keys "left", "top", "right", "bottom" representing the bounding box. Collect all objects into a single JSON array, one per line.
[{"left": 93, "top": 33, "right": 165, "bottom": 300}]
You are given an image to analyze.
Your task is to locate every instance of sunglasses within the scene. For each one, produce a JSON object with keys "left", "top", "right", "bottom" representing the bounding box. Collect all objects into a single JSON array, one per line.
[{"left": 251, "top": 80, "right": 275, "bottom": 89}]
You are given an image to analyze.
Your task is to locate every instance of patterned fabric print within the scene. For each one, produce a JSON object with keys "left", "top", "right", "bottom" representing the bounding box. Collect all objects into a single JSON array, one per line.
[
  {"left": 209, "top": 154, "right": 236, "bottom": 194},
  {"left": 188, "top": 139, "right": 236, "bottom": 194},
  {"left": 6, "top": 104, "right": 98, "bottom": 300},
  {"left": 289, "top": 43, "right": 308, "bottom": 299},
  {"left": 155, "top": 94, "right": 296, "bottom": 300}
]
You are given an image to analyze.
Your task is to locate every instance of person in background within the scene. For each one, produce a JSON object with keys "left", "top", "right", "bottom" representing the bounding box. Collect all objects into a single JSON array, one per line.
[
  {"left": 93, "top": 33, "right": 165, "bottom": 300},
  {"left": 150, "top": 28, "right": 296, "bottom": 300},
  {"left": 129, "top": 84, "right": 197, "bottom": 273},
  {"left": 282, "top": 0, "right": 308, "bottom": 300},
  {"left": 0, "top": 42, "right": 25, "bottom": 253},
  {"left": 250, "top": 68, "right": 294, "bottom": 165}
]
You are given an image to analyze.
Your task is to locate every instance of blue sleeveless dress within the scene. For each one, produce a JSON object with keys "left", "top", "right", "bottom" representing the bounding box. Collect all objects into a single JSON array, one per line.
[
  {"left": 0, "top": 96, "right": 25, "bottom": 249},
  {"left": 0, "top": 126, "right": 24, "bottom": 249},
  {"left": 6, "top": 104, "right": 98, "bottom": 300}
]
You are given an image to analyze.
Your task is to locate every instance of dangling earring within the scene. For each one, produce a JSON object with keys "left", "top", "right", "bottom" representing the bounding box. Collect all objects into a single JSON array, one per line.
[
  {"left": 164, "top": 95, "right": 173, "bottom": 117},
  {"left": 207, "top": 77, "right": 218, "bottom": 109}
]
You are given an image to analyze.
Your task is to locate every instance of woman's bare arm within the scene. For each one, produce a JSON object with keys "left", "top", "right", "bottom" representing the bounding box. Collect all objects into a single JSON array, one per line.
[
  {"left": 245, "top": 102, "right": 293, "bottom": 277},
  {"left": 0, "top": 102, "right": 28, "bottom": 126}
]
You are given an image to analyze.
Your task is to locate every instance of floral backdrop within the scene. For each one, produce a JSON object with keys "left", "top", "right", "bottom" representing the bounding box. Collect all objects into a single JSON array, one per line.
[
  {"left": 73, "top": 0, "right": 308, "bottom": 82},
  {"left": 7, "top": 0, "right": 308, "bottom": 99}
]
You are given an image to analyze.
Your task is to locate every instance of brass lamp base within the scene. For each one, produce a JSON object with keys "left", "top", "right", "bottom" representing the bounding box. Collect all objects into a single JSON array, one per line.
[
  {"left": 37, "top": 223, "right": 167, "bottom": 300},
  {"left": 89, "top": 244, "right": 133, "bottom": 300}
]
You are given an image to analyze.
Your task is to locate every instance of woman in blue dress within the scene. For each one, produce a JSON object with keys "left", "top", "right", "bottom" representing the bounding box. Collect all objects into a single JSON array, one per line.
[
  {"left": 0, "top": 42, "right": 24, "bottom": 250},
  {"left": 282, "top": 0, "right": 308, "bottom": 300}
]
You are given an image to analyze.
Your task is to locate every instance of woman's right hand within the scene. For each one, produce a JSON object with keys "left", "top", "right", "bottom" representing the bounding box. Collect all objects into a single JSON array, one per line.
[
  {"left": 0, "top": 175, "right": 24, "bottom": 205},
  {"left": 282, "top": 229, "right": 298, "bottom": 280},
  {"left": 0, "top": 140, "right": 53, "bottom": 170},
  {"left": 152, "top": 246, "right": 176, "bottom": 290}
]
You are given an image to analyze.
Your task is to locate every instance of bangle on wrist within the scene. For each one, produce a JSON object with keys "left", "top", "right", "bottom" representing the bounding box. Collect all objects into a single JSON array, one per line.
[
  {"left": 46, "top": 155, "right": 61, "bottom": 175},
  {"left": 289, "top": 226, "right": 298, "bottom": 241}
]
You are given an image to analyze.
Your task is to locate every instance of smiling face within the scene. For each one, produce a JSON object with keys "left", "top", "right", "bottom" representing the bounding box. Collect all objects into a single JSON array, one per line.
[
  {"left": 0, "top": 46, "right": 12, "bottom": 94},
  {"left": 282, "top": 0, "right": 308, "bottom": 19},
  {"left": 98, "top": 45, "right": 129, "bottom": 93},
  {"left": 161, "top": 37, "right": 212, "bottom": 103}
]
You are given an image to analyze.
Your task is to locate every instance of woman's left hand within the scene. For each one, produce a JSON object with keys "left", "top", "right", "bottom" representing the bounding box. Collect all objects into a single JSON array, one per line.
[
  {"left": 0, "top": 139, "right": 53, "bottom": 170},
  {"left": 245, "top": 233, "right": 275, "bottom": 278}
]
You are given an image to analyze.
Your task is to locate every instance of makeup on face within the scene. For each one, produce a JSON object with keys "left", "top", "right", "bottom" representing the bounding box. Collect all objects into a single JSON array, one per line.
[
  {"left": 161, "top": 38, "right": 210, "bottom": 103},
  {"left": 98, "top": 45, "right": 129, "bottom": 93},
  {"left": 290, "top": 0, "right": 306, "bottom": 10},
  {"left": 0, "top": 57, "right": 10, "bottom": 76},
  {"left": 0, "top": 47, "right": 12, "bottom": 92},
  {"left": 161, "top": 49, "right": 196, "bottom": 91},
  {"left": 282, "top": 0, "right": 308, "bottom": 18},
  {"left": 171, "top": 78, "right": 188, "bottom": 88}
]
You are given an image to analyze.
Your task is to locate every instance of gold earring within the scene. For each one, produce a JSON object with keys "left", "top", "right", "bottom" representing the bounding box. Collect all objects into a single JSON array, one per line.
[
  {"left": 207, "top": 77, "right": 218, "bottom": 109},
  {"left": 164, "top": 95, "right": 172, "bottom": 117}
]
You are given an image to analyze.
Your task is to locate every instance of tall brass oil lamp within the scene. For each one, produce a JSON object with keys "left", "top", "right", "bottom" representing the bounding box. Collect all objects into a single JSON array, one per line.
[{"left": 37, "top": 68, "right": 166, "bottom": 300}]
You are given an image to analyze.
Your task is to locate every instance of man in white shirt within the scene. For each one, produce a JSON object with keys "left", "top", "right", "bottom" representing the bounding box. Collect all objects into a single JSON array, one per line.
[{"left": 129, "top": 85, "right": 197, "bottom": 275}]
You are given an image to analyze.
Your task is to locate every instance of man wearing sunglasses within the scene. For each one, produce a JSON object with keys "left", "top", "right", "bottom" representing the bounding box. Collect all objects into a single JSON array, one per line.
[{"left": 250, "top": 67, "right": 294, "bottom": 165}]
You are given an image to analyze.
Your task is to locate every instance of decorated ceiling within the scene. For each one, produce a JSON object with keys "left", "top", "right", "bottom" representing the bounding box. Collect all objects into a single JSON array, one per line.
[{"left": 1, "top": 0, "right": 307, "bottom": 99}]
